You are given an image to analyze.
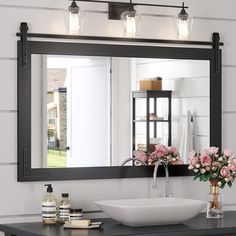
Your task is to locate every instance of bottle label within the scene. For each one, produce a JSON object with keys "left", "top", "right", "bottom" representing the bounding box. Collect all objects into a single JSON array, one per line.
[
  {"left": 59, "top": 205, "right": 71, "bottom": 221},
  {"left": 42, "top": 201, "right": 57, "bottom": 220}
]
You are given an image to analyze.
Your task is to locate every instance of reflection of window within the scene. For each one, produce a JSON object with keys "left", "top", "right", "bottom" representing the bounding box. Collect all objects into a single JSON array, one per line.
[{"left": 48, "top": 112, "right": 56, "bottom": 124}]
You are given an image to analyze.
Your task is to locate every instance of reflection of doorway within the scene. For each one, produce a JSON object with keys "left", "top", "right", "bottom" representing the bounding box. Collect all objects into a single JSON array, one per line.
[
  {"left": 45, "top": 56, "right": 111, "bottom": 168},
  {"left": 46, "top": 67, "right": 68, "bottom": 168},
  {"left": 67, "top": 58, "right": 111, "bottom": 167}
]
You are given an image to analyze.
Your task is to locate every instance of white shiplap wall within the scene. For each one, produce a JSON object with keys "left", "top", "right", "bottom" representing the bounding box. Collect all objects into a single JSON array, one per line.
[{"left": 1, "top": 1, "right": 236, "bottom": 233}]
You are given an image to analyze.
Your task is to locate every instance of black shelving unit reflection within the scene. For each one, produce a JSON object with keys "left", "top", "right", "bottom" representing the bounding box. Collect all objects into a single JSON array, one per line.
[{"left": 132, "top": 90, "right": 172, "bottom": 154}]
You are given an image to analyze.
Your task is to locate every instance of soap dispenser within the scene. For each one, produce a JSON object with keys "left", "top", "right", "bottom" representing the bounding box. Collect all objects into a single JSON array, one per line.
[
  {"left": 58, "top": 193, "right": 71, "bottom": 223},
  {"left": 42, "top": 184, "right": 57, "bottom": 224}
]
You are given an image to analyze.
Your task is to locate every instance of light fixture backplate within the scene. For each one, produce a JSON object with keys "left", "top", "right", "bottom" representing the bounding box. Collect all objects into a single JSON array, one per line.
[{"left": 109, "top": 3, "right": 130, "bottom": 20}]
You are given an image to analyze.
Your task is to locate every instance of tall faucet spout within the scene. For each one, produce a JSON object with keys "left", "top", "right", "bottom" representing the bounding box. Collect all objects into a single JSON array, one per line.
[{"left": 152, "top": 160, "right": 170, "bottom": 197}]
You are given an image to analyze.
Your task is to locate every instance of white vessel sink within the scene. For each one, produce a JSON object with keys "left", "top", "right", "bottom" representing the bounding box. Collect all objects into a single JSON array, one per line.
[{"left": 95, "top": 197, "right": 205, "bottom": 226}]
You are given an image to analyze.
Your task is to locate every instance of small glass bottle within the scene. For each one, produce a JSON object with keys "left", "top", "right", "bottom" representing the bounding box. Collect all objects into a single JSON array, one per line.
[
  {"left": 42, "top": 184, "right": 57, "bottom": 224},
  {"left": 58, "top": 193, "right": 71, "bottom": 223},
  {"left": 207, "top": 185, "right": 223, "bottom": 218},
  {"left": 69, "top": 209, "right": 83, "bottom": 221}
]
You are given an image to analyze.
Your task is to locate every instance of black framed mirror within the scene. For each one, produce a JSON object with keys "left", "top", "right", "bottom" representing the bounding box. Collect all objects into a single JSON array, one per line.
[{"left": 17, "top": 23, "right": 222, "bottom": 181}]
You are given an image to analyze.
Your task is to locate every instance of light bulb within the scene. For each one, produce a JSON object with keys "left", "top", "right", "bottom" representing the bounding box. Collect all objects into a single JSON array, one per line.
[
  {"left": 121, "top": 4, "right": 139, "bottom": 37},
  {"left": 69, "top": 12, "right": 80, "bottom": 34},
  {"left": 68, "top": 0, "right": 80, "bottom": 34},
  {"left": 125, "top": 15, "right": 136, "bottom": 37},
  {"left": 177, "top": 19, "right": 189, "bottom": 39}
]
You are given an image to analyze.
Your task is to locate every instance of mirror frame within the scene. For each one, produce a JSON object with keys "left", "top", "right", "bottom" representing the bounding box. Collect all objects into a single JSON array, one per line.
[{"left": 17, "top": 38, "right": 222, "bottom": 181}]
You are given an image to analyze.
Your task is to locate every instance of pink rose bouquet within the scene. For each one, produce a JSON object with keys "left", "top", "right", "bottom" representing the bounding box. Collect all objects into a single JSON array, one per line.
[
  {"left": 188, "top": 147, "right": 236, "bottom": 188},
  {"left": 135, "top": 145, "right": 183, "bottom": 165}
]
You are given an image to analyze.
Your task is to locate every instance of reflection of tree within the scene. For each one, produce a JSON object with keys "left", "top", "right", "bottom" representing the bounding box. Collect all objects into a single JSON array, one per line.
[
  {"left": 55, "top": 138, "right": 60, "bottom": 149},
  {"left": 48, "top": 129, "right": 55, "bottom": 141},
  {"left": 48, "top": 129, "right": 61, "bottom": 149}
]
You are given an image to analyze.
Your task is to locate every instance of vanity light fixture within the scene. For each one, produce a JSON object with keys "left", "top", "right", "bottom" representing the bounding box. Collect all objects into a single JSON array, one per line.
[
  {"left": 120, "top": 0, "right": 139, "bottom": 37},
  {"left": 68, "top": 0, "right": 81, "bottom": 33},
  {"left": 177, "top": 2, "right": 193, "bottom": 39},
  {"left": 68, "top": 0, "right": 192, "bottom": 38},
  {"left": 68, "top": 1, "right": 191, "bottom": 38}
]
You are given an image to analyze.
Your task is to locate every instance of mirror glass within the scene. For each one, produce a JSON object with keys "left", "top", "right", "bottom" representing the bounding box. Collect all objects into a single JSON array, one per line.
[{"left": 31, "top": 54, "right": 209, "bottom": 168}]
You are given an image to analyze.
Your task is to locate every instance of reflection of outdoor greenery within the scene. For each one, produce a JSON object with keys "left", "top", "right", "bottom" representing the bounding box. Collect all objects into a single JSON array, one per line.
[
  {"left": 47, "top": 149, "right": 67, "bottom": 168},
  {"left": 47, "top": 129, "right": 55, "bottom": 139}
]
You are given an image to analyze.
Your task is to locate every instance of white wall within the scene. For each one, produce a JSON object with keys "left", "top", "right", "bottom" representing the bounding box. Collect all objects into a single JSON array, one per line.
[{"left": 1, "top": 0, "right": 236, "bottom": 231}]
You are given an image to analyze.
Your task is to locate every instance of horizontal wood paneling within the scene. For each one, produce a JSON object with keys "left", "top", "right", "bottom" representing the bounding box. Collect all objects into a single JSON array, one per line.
[
  {"left": 0, "top": 60, "right": 16, "bottom": 110},
  {"left": 223, "top": 113, "right": 236, "bottom": 150},
  {"left": 172, "top": 97, "right": 209, "bottom": 117},
  {"left": 222, "top": 67, "right": 236, "bottom": 112},
  {"left": 0, "top": 113, "right": 16, "bottom": 163},
  {"left": 136, "top": 60, "right": 209, "bottom": 81}
]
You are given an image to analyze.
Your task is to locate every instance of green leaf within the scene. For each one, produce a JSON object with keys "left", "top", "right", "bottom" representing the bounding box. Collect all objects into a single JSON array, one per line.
[
  {"left": 199, "top": 174, "right": 208, "bottom": 182},
  {"left": 205, "top": 172, "right": 211, "bottom": 179},
  {"left": 227, "top": 182, "right": 233, "bottom": 188},
  {"left": 221, "top": 181, "right": 226, "bottom": 189},
  {"left": 193, "top": 175, "right": 200, "bottom": 181}
]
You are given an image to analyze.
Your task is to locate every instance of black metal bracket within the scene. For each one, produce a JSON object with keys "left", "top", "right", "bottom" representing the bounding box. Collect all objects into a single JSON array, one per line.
[
  {"left": 109, "top": 3, "right": 129, "bottom": 20},
  {"left": 212, "top": 32, "right": 220, "bottom": 73},
  {"left": 20, "top": 22, "right": 28, "bottom": 67}
]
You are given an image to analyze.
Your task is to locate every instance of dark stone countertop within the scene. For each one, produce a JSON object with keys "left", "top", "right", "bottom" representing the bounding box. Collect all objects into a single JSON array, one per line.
[{"left": 1, "top": 212, "right": 236, "bottom": 236}]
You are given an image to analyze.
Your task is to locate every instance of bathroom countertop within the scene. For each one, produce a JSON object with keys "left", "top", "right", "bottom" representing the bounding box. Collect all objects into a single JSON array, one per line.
[{"left": 1, "top": 211, "right": 236, "bottom": 236}]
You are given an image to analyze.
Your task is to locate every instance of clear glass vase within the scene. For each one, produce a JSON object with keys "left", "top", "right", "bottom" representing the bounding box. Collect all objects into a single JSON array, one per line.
[{"left": 207, "top": 186, "right": 223, "bottom": 218}]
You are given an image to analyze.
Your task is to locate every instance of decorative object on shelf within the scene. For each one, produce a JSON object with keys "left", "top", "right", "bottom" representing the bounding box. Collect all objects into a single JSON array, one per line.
[
  {"left": 140, "top": 77, "right": 162, "bottom": 91},
  {"left": 135, "top": 145, "right": 183, "bottom": 166},
  {"left": 188, "top": 147, "right": 236, "bottom": 219},
  {"left": 67, "top": 0, "right": 192, "bottom": 38}
]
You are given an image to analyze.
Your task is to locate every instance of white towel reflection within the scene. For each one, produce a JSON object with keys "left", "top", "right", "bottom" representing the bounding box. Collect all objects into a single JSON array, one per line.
[{"left": 179, "top": 110, "right": 193, "bottom": 163}]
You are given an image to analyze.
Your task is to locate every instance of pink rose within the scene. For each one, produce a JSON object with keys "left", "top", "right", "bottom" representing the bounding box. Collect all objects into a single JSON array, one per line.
[
  {"left": 167, "top": 146, "right": 180, "bottom": 156},
  {"left": 201, "top": 149, "right": 208, "bottom": 156},
  {"left": 228, "top": 163, "right": 236, "bottom": 171},
  {"left": 228, "top": 157, "right": 236, "bottom": 171},
  {"left": 148, "top": 152, "right": 158, "bottom": 165},
  {"left": 224, "top": 149, "right": 234, "bottom": 157},
  {"left": 167, "top": 146, "right": 176, "bottom": 153},
  {"left": 188, "top": 150, "right": 196, "bottom": 159},
  {"left": 220, "top": 166, "right": 231, "bottom": 177},
  {"left": 229, "top": 157, "right": 236, "bottom": 164},
  {"left": 155, "top": 145, "right": 167, "bottom": 158},
  {"left": 208, "top": 147, "right": 219, "bottom": 154},
  {"left": 136, "top": 151, "right": 147, "bottom": 162},
  {"left": 200, "top": 154, "right": 212, "bottom": 166},
  {"left": 172, "top": 159, "right": 184, "bottom": 165},
  {"left": 189, "top": 156, "right": 198, "bottom": 168}
]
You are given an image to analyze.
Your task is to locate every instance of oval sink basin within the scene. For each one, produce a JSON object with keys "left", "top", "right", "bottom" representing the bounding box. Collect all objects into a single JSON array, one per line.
[{"left": 95, "top": 197, "right": 205, "bottom": 226}]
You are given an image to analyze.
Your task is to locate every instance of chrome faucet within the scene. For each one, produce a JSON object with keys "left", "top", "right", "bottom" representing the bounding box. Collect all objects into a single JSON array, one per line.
[
  {"left": 121, "top": 158, "right": 147, "bottom": 166},
  {"left": 152, "top": 160, "right": 170, "bottom": 197}
]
